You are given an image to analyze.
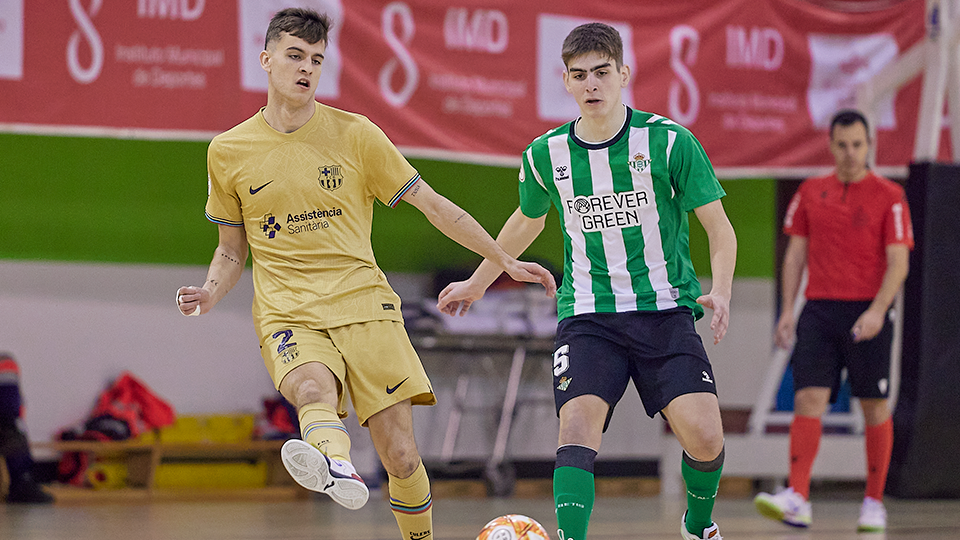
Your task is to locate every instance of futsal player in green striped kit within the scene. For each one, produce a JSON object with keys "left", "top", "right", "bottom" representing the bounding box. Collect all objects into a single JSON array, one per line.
[{"left": 438, "top": 22, "right": 737, "bottom": 540}]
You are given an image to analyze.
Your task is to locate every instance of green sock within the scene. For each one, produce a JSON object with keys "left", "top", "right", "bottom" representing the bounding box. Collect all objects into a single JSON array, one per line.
[
  {"left": 554, "top": 466, "right": 594, "bottom": 540},
  {"left": 681, "top": 453, "right": 723, "bottom": 536}
]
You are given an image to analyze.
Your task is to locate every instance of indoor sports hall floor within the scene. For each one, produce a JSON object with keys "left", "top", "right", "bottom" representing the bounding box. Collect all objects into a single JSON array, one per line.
[{"left": 2, "top": 489, "right": 958, "bottom": 539}]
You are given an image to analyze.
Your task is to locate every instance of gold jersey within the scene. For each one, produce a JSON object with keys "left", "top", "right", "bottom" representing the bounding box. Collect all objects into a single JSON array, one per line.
[{"left": 205, "top": 101, "right": 420, "bottom": 335}]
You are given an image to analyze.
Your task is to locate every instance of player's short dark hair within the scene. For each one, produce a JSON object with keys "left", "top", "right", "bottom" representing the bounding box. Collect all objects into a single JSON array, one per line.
[
  {"left": 562, "top": 23, "right": 624, "bottom": 69},
  {"left": 265, "top": 8, "right": 331, "bottom": 50},
  {"left": 830, "top": 109, "right": 869, "bottom": 138}
]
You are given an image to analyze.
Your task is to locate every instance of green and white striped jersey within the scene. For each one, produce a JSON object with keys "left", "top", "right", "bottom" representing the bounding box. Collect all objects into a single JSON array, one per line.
[{"left": 519, "top": 107, "right": 725, "bottom": 322}]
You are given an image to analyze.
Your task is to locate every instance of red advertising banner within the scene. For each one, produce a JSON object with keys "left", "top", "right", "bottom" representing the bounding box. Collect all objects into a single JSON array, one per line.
[{"left": 0, "top": 0, "right": 950, "bottom": 174}]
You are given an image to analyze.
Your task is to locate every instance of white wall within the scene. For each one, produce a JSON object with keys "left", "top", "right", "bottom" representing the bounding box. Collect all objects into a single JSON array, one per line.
[
  {"left": 0, "top": 261, "right": 271, "bottom": 455},
  {"left": 0, "top": 260, "right": 775, "bottom": 475}
]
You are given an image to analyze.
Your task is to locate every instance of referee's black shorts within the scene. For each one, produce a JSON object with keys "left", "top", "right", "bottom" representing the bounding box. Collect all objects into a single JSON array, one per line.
[{"left": 790, "top": 299, "right": 893, "bottom": 402}]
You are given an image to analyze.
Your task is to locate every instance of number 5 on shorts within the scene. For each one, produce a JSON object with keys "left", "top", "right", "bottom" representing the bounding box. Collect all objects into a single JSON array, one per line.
[{"left": 554, "top": 344, "right": 570, "bottom": 376}]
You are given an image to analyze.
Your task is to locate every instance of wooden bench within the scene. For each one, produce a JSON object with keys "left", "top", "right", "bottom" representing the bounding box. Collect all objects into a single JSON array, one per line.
[{"left": 33, "top": 439, "right": 307, "bottom": 502}]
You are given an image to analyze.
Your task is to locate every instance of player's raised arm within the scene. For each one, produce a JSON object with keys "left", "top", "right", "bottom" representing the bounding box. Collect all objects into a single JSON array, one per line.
[
  {"left": 400, "top": 179, "right": 556, "bottom": 300},
  {"left": 176, "top": 223, "right": 248, "bottom": 316},
  {"left": 437, "top": 207, "right": 548, "bottom": 316}
]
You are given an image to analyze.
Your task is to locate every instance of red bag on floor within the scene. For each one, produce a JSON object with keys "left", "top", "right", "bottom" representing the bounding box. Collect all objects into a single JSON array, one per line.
[
  {"left": 57, "top": 372, "right": 175, "bottom": 485},
  {"left": 88, "top": 371, "right": 175, "bottom": 438}
]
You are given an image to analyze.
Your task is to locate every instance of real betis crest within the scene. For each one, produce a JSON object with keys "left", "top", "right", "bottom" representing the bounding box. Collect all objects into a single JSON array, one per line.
[
  {"left": 628, "top": 152, "right": 652, "bottom": 174},
  {"left": 318, "top": 165, "right": 343, "bottom": 191}
]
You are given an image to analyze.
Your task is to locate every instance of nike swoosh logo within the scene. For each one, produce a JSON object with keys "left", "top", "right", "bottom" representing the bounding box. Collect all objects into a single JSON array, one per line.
[
  {"left": 386, "top": 377, "right": 409, "bottom": 395},
  {"left": 249, "top": 181, "right": 273, "bottom": 195}
]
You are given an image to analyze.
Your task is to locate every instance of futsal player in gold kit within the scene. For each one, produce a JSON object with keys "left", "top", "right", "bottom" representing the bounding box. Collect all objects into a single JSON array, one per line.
[{"left": 175, "top": 8, "right": 555, "bottom": 540}]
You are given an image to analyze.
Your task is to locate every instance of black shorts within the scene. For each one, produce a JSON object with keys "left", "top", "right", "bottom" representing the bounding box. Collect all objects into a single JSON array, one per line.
[
  {"left": 790, "top": 300, "right": 892, "bottom": 402},
  {"left": 553, "top": 308, "right": 717, "bottom": 431}
]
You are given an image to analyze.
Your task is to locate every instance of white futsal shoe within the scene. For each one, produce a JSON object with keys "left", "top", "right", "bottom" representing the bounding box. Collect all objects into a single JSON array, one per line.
[
  {"left": 680, "top": 511, "right": 722, "bottom": 540},
  {"left": 857, "top": 496, "right": 887, "bottom": 533},
  {"left": 280, "top": 439, "right": 369, "bottom": 509},
  {"left": 753, "top": 486, "right": 812, "bottom": 527}
]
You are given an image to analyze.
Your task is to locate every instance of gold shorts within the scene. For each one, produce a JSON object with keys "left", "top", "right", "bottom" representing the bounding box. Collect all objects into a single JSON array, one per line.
[{"left": 259, "top": 320, "right": 436, "bottom": 426}]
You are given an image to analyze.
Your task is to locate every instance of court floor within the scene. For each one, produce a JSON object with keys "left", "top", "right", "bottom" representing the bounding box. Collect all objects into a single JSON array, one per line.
[{"left": 2, "top": 490, "right": 958, "bottom": 540}]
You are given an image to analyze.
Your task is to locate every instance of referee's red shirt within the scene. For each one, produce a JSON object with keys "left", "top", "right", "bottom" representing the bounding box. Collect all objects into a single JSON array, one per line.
[{"left": 783, "top": 171, "right": 914, "bottom": 301}]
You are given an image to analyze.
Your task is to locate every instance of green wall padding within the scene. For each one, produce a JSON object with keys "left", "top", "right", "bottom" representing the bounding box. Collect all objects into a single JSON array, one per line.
[
  {"left": 691, "top": 177, "right": 775, "bottom": 279},
  {"left": 0, "top": 133, "right": 772, "bottom": 277},
  {"left": 1, "top": 134, "right": 214, "bottom": 265}
]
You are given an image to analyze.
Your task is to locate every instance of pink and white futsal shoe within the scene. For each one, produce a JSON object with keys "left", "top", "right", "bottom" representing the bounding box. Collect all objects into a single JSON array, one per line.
[{"left": 280, "top": 439, "right": 369, "bottom": 509}]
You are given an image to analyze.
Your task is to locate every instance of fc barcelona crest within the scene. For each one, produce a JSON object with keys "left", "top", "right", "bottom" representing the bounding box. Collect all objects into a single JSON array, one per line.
[{"left": 318, "top": 165, "right": 344, "bottom": 191}]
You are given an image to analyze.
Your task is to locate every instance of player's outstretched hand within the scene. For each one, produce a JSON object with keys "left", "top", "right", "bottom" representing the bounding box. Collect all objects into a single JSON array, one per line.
[
  {"left": 696, "top": 292, "right": 730, "bottom": 345},
  {"left": 503, "top": 260, "right": 557, "bottom": 298},
  {"left": 437, "top": 260, "right": 555, "bottom": 317},
  {"left": 176, "top": 286, "right": 210, "bottom": 317},
  {"left": 437, "top": 280, "right": 485, "bottom": 317}
]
